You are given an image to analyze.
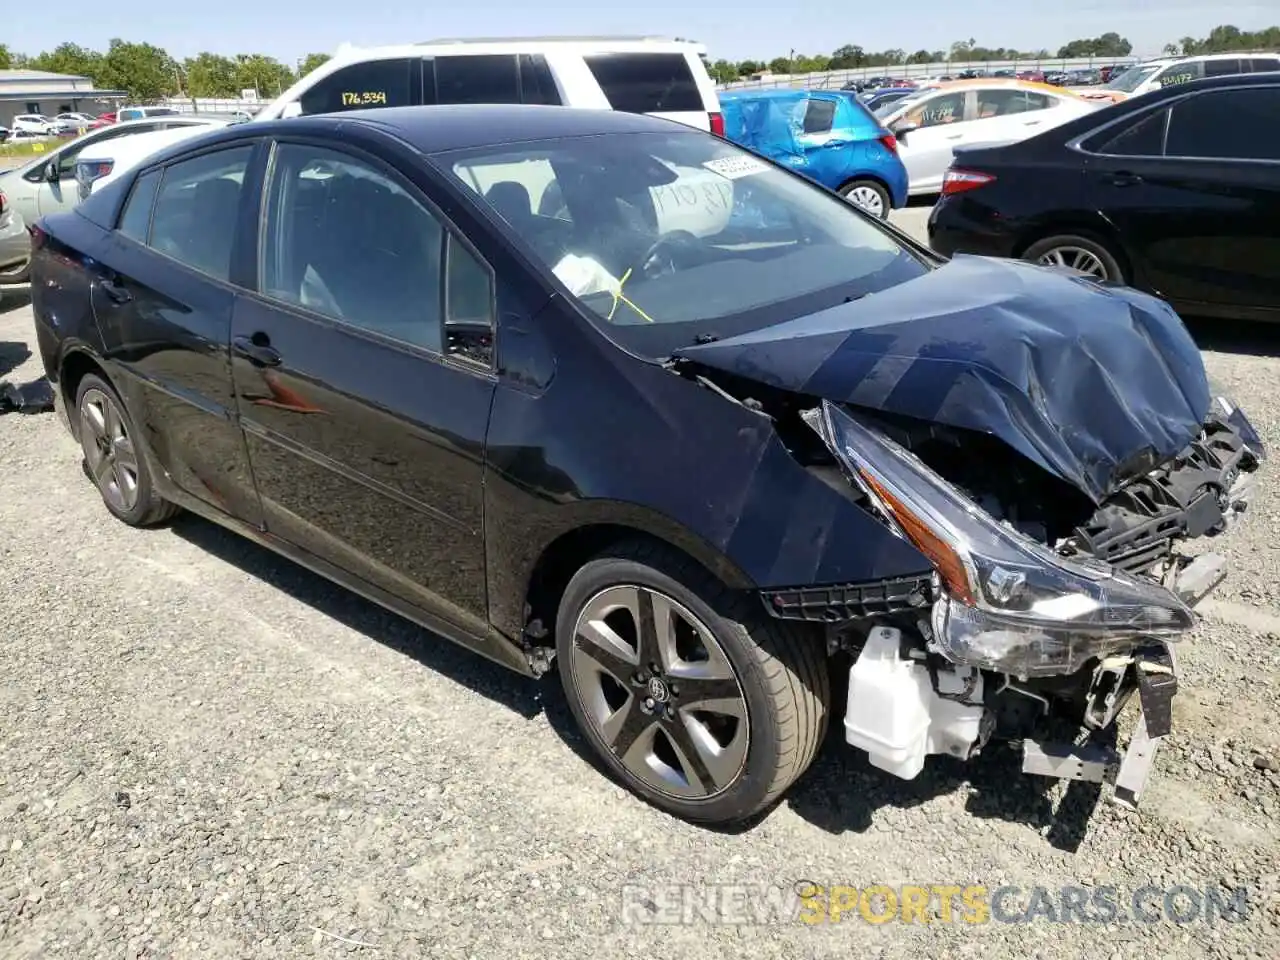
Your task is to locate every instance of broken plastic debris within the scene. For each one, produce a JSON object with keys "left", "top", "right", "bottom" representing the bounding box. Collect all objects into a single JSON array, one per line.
[{"left": 0, "top": 377, "right": 55, "bottom": 414}]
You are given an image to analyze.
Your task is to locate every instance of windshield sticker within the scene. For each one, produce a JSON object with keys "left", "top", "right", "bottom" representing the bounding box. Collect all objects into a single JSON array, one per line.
[{"left": 703, "top": 156, "right": 770, "bottom": 180}]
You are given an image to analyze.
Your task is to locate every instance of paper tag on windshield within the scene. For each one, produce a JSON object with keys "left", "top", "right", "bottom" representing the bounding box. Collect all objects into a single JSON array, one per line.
[{"left": 703, "top": 156, "right": 769, "bottom": 180}]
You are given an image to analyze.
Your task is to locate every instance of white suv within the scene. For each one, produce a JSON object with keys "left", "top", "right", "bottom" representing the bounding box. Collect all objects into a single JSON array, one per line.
[
  {"left": 253, "top": 36, "right": 724, "bottom": 133},
  {"left": 1090, "top": 52, "right": 1280, "bottom": 100}
]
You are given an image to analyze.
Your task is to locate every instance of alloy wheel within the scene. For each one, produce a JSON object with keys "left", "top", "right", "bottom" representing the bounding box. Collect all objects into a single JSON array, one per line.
[
  {"left": 570, "top": 584, "right": 750, "bottom": 800},
  {"left": 845, "top": 185, "right": 885, "bottom": 217},
  {"left": 79, "top": 387, "right": 140, "bottom": 513},
  {"left": 1035, "top": 245, "right": 1110, "bottom": 280}
]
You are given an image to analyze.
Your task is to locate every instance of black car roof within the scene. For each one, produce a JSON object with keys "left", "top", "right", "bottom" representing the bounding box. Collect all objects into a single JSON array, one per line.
[{"left": 244, "top": 104, "right": 693, "bottom": 154}]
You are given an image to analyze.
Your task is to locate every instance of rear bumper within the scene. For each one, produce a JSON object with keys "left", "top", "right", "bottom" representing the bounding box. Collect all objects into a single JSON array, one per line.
[{"left": 926, "top": 198, "right": 1020, "bottom": 259}]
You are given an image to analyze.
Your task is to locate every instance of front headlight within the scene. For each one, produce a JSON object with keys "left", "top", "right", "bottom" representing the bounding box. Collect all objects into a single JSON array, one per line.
[{"left": 805, "top": 402, "right": 1195, "bottom": 678}]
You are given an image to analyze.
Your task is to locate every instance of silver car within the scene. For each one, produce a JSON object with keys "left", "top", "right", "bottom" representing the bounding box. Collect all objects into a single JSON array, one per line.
[
  {"left": 0, "top": 191, "right": 27, "bottom": 283},
  {"left": 0, "top": 116, "right": 225, "bottom": 285}
]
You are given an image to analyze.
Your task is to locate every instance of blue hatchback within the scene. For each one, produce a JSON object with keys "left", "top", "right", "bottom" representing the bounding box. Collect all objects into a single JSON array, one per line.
[{"left": 718, "top": 89, "right": 908, "bottom": 218}]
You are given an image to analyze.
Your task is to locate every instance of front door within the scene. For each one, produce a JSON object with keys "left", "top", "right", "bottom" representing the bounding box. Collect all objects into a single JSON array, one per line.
[
  {"left": 229, "top": 140, "right": 499, "bottom": 635},
  {"left": 892, "top": 90, "right": 972, "bottom": 193}
]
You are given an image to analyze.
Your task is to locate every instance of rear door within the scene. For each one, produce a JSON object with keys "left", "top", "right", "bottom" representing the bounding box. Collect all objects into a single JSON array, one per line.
[
  {"left": 1085, "top": 87, "right": 1280, "bottom": 311},
  {"left": 88, "top": 141, "right": 266, "bottom": 525},
  {"left": 581, "top": 52, "right": 713, "bottom": 130},
  {"left": 229, "top": 139, "right": 499, "bottom": 636}
]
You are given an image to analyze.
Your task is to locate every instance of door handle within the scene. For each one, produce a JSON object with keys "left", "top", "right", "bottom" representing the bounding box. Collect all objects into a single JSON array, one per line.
[
  {"left": 232, "top": 334, "right": 282, "bottom": 367},
  {"left": 99, "top": 277, "right": 132, "bottom": 304},
  {"left": 945, "top": 134, "right": 964, "bottom": 140},
  {"left": 1105, "top": 170, "right": 1144, "bottom": 187}
]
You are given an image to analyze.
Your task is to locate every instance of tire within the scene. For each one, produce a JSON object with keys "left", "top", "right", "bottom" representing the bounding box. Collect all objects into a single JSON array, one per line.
[
  {"left": 0, "top": 258, "right": 30, "bottom": 285},
  {"left": 74, "top": 373, "right": 179, "bottom": 527},
  {"left": 1022, "top": 233, "right": 1125, "bottom": 284},
  {"left": 556, "top": 540, "right": 829, "bottom": 824},
  {"left": 839, "top": 179, "right": 891, "bottom": 219}
]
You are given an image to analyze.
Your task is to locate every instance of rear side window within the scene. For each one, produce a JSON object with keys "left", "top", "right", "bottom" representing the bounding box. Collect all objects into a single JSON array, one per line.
[
  {"left": 1203, "top": 59, "right": 1243, "bottom": 77},
  {"left": 434, "top": 54, "right": 520, "bottom": 105},
  {"left": 802, "top": 99, "right": 837, "bottom": 134},
  {"left": 1166, "top": 89, "right": 1280, "bottom": 161},
  {"left": 1249, "top": 58, "right": 1280, "bottom": 73},
  {"left": 148, "top": 146, "right": 253, "bottom": 281},
  {"left": 298, "top": 58, "right": 415, "bottom": 115},
  {"left": 117, "top": 169, "right": 161, "bottom": 242},
  {"left": 1090, "top": 108, "right": 1168, "bottom": 156},
  {"left": 583, "top": 53, "right": 703, "bottom": 113}
]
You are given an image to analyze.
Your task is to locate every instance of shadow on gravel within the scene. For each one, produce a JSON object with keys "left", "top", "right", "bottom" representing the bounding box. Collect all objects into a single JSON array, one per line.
[
  {"left": 785, "top": 716, "right": 1106, "bottom": 853},
  {"left": 0, "top": 339, "right": 31, "bottom": 377},
  {"left": 169, "top": 514, "right": 545, "bottom": 720},
  {"left": 0, "top": 288, "right": 33, "bottom": 315},
  {"left": 1184, "top": 315, "right": 1278, "bottom": 358},
  {"left": 170, "top": 512, "right": 1109, "bottom": 850}
]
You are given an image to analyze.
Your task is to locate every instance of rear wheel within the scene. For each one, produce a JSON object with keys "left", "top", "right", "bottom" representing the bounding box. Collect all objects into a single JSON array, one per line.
[
  {"left": 75, "top": 374, "right": 178, "bottom": 527},
  {"left": 1023, "top": 233, "right": 1125, "bottom": 283},
  {"left": 839, "top": 179, "right": 891, "bottom": 219},
  {"left": 556, "top": 540, "right": 829, "bottom": 824}
]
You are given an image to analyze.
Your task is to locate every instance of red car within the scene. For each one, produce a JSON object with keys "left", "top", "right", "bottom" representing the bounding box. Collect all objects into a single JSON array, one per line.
[
  {"left": 88, "top": 112, "right": 116, "bottom": 130},
  {"left": 1016, "top": 70, "right": 1046, "bottom": 83}
]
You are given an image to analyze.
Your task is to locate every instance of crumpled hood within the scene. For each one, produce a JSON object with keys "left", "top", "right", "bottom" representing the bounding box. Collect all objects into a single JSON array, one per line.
[{"left": 675, "top": 255, "right": 1211, "bottom": 503}]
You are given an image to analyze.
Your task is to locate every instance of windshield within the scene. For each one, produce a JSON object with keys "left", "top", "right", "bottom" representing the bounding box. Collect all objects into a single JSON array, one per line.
[
  {"left": 442, "top": 130, "right": 927, "bottom": 357},
  {"left": 1104, "top": 65, "right": 1159, "bottom": 92}
]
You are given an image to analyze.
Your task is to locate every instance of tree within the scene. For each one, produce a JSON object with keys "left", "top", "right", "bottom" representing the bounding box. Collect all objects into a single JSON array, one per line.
[
  {"left": 1163, "top": 42, "right": 1180, "bottom": 55},
  {"left": 950, "top": 38, "right": 976, "bottom": 61},
  {"left": 1179, "top": 23, "right": 1280, "bottom": 53},
  {"left": 1057, "top": 32, "right": 1133, "bottom": 58},
  {"left": 736, "top": 60, "right": 761, "bottom": 77},
  {"left": 828, "top": 44, "right": 866, "bottom": 69},
  {"left": 768, "top": 56, "right": 791, "bottom": 74},
  {"left": 708, "top": 59, "right": 737, "bottom": 84},
  {"left": 0, "top": 44, "right": 13, "bottom": 70},
  {"left": 98, "top": 39, "right": 177, "bottom": 102},
  {"left": 297, "top": 53, "right": 331, "bottom": 78},
  {"left": 234, "top": 54, "right": 294, "bottom": 98},
  {"left": 28, "top": 43, "right": 104, "bottom": 81},
  {"left": 184, "top": 52, "right": 239, "bottom": 98}
]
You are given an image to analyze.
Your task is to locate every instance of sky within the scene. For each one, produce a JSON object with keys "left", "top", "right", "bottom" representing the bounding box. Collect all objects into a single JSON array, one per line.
[{"left": 8, "top": 0, "right": 1279, "bottom": 65}]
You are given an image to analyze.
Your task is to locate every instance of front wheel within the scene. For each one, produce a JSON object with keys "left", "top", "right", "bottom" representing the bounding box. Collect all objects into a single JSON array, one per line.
[
  {"left": 556, "top": 541, "right": 829, "bottom": 824},
  {"left": 839, "top": 179, "right": 891, "bottom": 219}
]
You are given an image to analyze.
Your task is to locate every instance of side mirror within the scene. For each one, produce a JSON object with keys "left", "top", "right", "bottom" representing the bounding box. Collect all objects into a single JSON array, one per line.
[
  {"left": 891, "top": 122, "right": 919, "bottom": 143},
  {"left": 44, "top": 161, "right": 59, "bottom": 182}
]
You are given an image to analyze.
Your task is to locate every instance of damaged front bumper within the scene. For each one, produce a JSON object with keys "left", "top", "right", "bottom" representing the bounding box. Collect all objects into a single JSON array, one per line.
[{"left": 787, "top": 394, "right": 1264, "bottom": 810}]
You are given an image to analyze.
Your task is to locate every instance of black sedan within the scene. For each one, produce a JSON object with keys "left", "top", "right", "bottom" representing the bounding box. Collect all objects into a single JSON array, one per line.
[
  {"left": 928, "top": 72, "right": 1280, "bottom": 323},
  {"left": 30, "top": 105, "right": 1262, "bottom": 825}
]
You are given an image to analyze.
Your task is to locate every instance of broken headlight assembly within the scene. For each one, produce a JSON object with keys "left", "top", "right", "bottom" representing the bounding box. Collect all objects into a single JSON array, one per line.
[{"left": 806, "top": 402, "right": 1196, "bottom": 678}]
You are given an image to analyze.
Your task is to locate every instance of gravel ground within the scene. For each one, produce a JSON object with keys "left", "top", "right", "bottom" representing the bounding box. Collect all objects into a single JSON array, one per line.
[{"left": 2, "top": 267, "right": 1279, "bottom": 958}]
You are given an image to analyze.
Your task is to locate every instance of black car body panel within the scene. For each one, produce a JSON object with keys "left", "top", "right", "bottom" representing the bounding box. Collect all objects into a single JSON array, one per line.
[
  {"left": 31, "top": 108, "right": 943, "bottom": 669},
  {"left": 927, "top": 73, "right": 1280, "bottom": 322},
  {"left": 678, "top": 255, "right": 1210, "bottom": 503}
]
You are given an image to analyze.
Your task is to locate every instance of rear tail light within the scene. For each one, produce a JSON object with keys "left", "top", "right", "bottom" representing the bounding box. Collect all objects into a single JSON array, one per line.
[
  {"left": 878, "top": 133, "right": 898, "bottom": 154},
  {"left": 941, "top": 168, "right": 996, "bottom": 197},
  {"left": 709, "top": 111, "right": 725, "bottom": 137}
]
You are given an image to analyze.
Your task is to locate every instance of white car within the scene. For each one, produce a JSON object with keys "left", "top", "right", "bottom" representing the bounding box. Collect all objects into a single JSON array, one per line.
[
  {"left": 878, "top": 81, "right": 1103, "bottom": 195},
  {"left": 0, "top": 117, "right": 228, "bottom": 234},
  {"left": 253, "top": 36, "right": 724, "bottom": 133},
  {"left": 74, "top": 123, "right": 229, "bottom": 200},
  {"left": 115, "top": 106, "right": 184, "bottom": 122},
  {"left": 10, "top": 114, "right": 57, "bottom": 135}
]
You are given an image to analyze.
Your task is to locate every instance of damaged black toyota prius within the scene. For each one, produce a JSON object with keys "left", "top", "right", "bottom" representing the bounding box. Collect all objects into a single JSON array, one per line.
[{"left": 31, "top": 106, "right": 1264, "bottom": 826}]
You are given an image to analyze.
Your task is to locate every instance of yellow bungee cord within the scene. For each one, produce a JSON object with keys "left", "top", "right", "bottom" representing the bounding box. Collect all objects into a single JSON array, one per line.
[{"left": 606, "top": 268, "right": 657, "bottom": 323}]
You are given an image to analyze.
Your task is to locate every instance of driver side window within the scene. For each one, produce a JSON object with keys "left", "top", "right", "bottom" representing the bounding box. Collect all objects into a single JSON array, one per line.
[
  {"left": 260, "top": 143, "right": 493, "bottom": 365},
  {"left": 904, "top": 92, "right": 966, "bottom": 128}
]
